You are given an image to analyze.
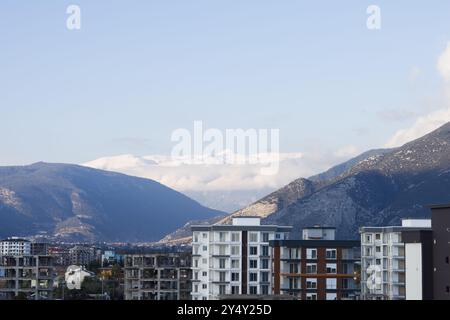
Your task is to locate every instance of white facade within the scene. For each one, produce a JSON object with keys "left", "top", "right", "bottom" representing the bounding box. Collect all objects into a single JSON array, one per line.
[
  {"left": 0, "top": 237, "right": 31, "bottom": 256},
  {"left": 191, "top": 217, "right": 291, "bottom": 300},
  {"left": 360, "top": 219, "right": 431, "bottom": 300},
  {"left": 405, "top": 243, "right": 423, "bottom": 300}
]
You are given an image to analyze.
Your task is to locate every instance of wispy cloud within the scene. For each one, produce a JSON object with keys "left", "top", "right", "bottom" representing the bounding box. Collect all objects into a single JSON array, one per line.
[{"left": 385, "top": 42, "right": 450, "bottom": 148}]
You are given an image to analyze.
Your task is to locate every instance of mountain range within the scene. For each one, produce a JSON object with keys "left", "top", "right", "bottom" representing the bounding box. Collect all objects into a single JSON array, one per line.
[
  {"left": 162, "top": 122, "right": 450, "bottom": 242},
  {"left": 0, "top": 163, "right": 222, "bottom": 242}
]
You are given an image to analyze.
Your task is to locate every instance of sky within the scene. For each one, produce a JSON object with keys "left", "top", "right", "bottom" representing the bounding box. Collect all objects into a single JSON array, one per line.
[{"left": 2, "top": 1, "right": 450, "bottom": 193}]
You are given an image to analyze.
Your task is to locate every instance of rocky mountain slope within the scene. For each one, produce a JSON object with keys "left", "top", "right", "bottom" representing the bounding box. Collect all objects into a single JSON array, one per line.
[
  {"left": 0, "top": 162, "right": 223, "bottom": 242},
  {"left": 162, "top": 122, "right": 450, "bottom": 241}
]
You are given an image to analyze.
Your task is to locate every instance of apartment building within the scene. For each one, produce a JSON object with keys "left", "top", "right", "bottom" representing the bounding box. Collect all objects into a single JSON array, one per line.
[
  {"left": 0, "top": 238, "right": 31, "bottom": 256},
  {"left": 430, "top": 204, "right": 450, "bottom": 300},
  {"left": 360, "top": 219, "right": 432, "bottom": 300},
  {"left": 191, "top": 216, "right": 292, "bottom": 300},
  {"left": 271, "top": 226, "right": 360, "bottom": 300},
  {"left": 0, "top": 255, "right": 54, "bottom": 300},
  {"left": 69, "top": 245, "right": 96, "bottom": 266},
  {"left": 124, "top": 252, "right": 191, "bottom": 300}
]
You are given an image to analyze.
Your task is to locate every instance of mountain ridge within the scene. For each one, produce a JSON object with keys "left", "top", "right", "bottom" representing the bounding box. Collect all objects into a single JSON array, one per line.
[{"left": 0, "top": 162, "right": 223, "bottom": 242}]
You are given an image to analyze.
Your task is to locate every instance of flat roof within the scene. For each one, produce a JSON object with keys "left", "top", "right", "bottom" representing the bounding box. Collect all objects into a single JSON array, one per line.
[
  {"left": 303, "top": 226, "right": 336, "bottom": 230},
  {"left": 359, "top": 226, "right": 431, "bottom": 233},
  {"left": 269, "top": 239, "right": 360, "bottom": 248},
  {"left": 428, "top": 203, "right": 450, "bottom": 209},
  {"left": 191, "top": 225, "right": 293, "bottom": 232}
]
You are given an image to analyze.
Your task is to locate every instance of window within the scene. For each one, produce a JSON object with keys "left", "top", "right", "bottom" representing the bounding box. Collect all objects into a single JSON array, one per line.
[
  {"left": 219, "top": 272, "right": 226, "bottom": 282},
  {"left": 326, "top": 263, "right": 337, "bottom": 274},
  {"left": 306, "top": 293, "right": 317, "bottom": 300},
  {"left": 202, "top": 296, "right": 207, "bottom": 300},
  {"left": 306, "top": 263, "right": 317, "bottom": 274},
  {"left": 262, "top": 233, "right": 269, "bottom": 242},
  {"left": 219, "top": 232, "right": 227, "bottom": 242},
  {"left": 202, "top": 271, "right": 207, "bottom": 277},
  {"left": 231, "top": 286, "right": 239, "bottom": 294},
  {"left": 306, "top": 249, "right": 317, "bottom": 259},
  {"left": 326, "top": 293, "right": 337, "bottom": 300},
  {"left": 249, "top": 286, "right": 257, "bottom": 295},
  {"left": 231, "top": 259, "right": 240, "bottom": 269},
  {"left": 193, "top": 233, "right": 199, "bottom": 242},
  {"left": 289, "top": 248, "right": 299, "bottom": 259},
  {"left": 249, "top": 272, "right": 258, "bottom": 282},
  {"left": 376, "top": 259, "right": 381, "bottom": 265},
  {"left": 249, "top": 233, "right": 258, "bottom": 242},
  {"left": 202, "top": 258, "right": 207, "bottom": 264},
  {"left": 250, "top": 259, "right": 258, "bottom": 269},
  {"left": 231, "top": 246, "right": 240, "bottom": 256},
  {"left": 376, "top": 246, "right": 381, "bottom": 253},
  {"left": 202, "top": 284, "right": 207, "bottom": 289},
  {"left": 219, "top": 258, "right": 226, "bottom": 269},
  {"left": 231, "top": 272, "right": 240, "bottom": 282},
  {"left": 261, "top": 259, "right": 269, "bottom": 269},
  {"left": 194, "top": 284, "right": 198, "bottom": 293},
  {"left": 261, "top": 271, "right": 269, "bottom": 282},
  {"left": 194, "top": 259, "right": 199, "bottom": 268},
  {"left": 261, "top": 245, "right": 269, "bottom": 256},
  {"left": 231, "top": 232, "right": 240, "bottom": 242},
  {"left": 326, "top": 249, "right": 337, "bottom": 259},
  {"left": 446, "top": 256, "right": 449, "bottom": 264},
  {"left": 219, "top": 285, "right": 226, "bottom": 295},
  {"left": 289, "top": 263, "right": 299, "bottom": 274},
  {"left": 250, "top": 246, "right": 258, "bottom": 255},
  {"left": 289, "top": 278, "right": 299, "bottom": 289},
  {"left": 193, "top": 245, "right": 199, "bottom": 255},
  {"left": 375, "top": 233, "right": 381, "bottom": 240},
  {"left": 194, "top": 272, "right": 199, "bottom": 280},
  {"left": 203, "top": 233, "right": 208, "bottom": 239},
  {"left": 326, "top": 278, "right": 337, "bottom": 289},
  {"left": 261, "top": 284, "right": 269, "bottom": 295},
  {"left": 365, "top": 234, "right": 372, "bottom": 243},
  {"left": 202, "top": 245, "right": 207, "bottom": 252},
  {"left": 306, "top": 279, "right": 317, "bottom": 289}
]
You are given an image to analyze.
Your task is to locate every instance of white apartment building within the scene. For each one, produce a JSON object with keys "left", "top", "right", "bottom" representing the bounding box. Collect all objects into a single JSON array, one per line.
[
  {"left": 0, "top": 238, "right": 31, "bottom": 256},
  {"left": 360, "top": 219, "right": 431, "bottom": 300},
  {"left": 191, "top": 217, "right": 292, "bottom": 300}
]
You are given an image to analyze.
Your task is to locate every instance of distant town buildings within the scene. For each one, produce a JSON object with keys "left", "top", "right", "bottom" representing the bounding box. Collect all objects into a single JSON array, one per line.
[
  {"left": 360, "top": 219, "right": 432, "bottom": 300},
  {"left": 69, "top": 246, "right": 96, "bottom": 266},
  {"left": 124, "top": 252, "right": 191, "bottom": 300},
  {"left": 270, "top": 226, "right": 360, "bottom": 300},
  {"left": 191, "top": 216, "right": 292, "bottom": 300},
  {"left": 0, "top": 237, "right": 31, "bottom": 256},
  {"left": 0, "top": 255, "right": 54, "bottom": 300},
  {"left": 101, "top": 250, "right": 123, "bottom": 267}
]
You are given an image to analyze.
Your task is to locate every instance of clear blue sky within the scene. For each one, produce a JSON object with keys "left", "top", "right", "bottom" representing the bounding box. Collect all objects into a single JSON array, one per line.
[{"left": 1, "top": 1, "right": 450, "bottom": 165}]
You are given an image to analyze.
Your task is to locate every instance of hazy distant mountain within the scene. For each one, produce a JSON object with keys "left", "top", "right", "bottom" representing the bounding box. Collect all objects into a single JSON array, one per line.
[
  {"left": 162, "top": 122, "right": 450, "bottom": 242},
  {"left": 0, "top": 162, "right": 223, "bottom": 242}
]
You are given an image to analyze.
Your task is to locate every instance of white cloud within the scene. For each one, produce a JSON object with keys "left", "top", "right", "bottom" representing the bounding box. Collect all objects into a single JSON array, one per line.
[
  {"left": 385, "top": 108, "right": 450, "bottom": 148},
  {"left": 82, "top": 149, "right": 356, "bottom": 192},
  {"left": 385, "top": 42, "right": 450, "bottom": 148}
]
